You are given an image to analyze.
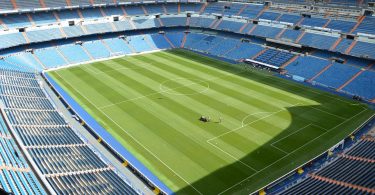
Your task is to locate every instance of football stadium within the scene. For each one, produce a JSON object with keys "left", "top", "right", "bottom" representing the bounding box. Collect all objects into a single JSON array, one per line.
[{"left": 0, "top": 0, "right": 374, "bottom": 195}]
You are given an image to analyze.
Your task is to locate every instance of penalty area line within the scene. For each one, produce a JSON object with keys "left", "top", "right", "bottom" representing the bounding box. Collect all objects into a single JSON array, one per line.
[{"left": 217, "top": 107, "right": 368, "bottom": 195}]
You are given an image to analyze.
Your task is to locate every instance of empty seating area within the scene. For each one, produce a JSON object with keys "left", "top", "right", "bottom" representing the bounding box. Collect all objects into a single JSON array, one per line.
[
  {"left": 313, "top": 63, "right": 361, "bottom": 88},
  {"left": 0, "top": 68, "right": 138, "bottom": 194},
  {"left": 254, "top": 49, "right": 295, "bottom": 67},
  {"left": 342, "top": 70, "right": 375, "bottom": 100},
  {"left": 0, "top": 105, "right": 45, "bottom": 194},
  {"left": 282, "top": 137, "right": 375, "bottom": 194},
  {"left": 0, "top": 2, "right": 374, "bottom": 194}
]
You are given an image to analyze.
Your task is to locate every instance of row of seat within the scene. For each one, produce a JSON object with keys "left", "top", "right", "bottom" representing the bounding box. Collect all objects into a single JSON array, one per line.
[
  {"left": 0, "top": 68, "right": 138, "bottom": 194},
  {"left": 0, "top": 112, "right": 46, "bottom": 194},
  {"left": 15, "top": 126, "right": 84, "bottom": 147},
  {"left": 281, "top": 138, "right": 375, "bottom": 194}
]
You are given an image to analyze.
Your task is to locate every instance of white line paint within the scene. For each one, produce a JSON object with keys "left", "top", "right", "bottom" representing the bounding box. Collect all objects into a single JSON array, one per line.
[{"left": 54, "top": 72, "right": 204, "bottom": 195}]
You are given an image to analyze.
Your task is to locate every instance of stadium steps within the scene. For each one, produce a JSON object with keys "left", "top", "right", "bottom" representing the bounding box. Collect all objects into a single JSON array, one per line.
[
  {"left": 236, "top": 4, "right": 248, "bottom": 16},
  {"left": 247, "top": 25, "right": 257, "bottom": 34},
  {"left": 122, "top": 39, "right": 136, "bottom": 53},
  {"left": 26, "top": 14, "right": 36, "bottom": 27},
  {"left": 99, "top": 7, "right": 107, "bottom": 17},
  {"left": 322, "top": 19, "right": 331, "bottom": 28},
  {"left": 89, "top": 0, "right": 94, "bottom": 5},
  {"left": 212, "top": 19, "right": 223, "bottom": 29},
  {"left": 252, "top": 48, "right": 268, "bottom": 59},
  {"left": 56, "top": 47, "right": 71, "bottom": 64},
  {"left": 32, "top": 54, "right": 47, "bottom": 69},
  {"left": 163, "top": 34, "right": 175, "bottom": 48},
  {"left": 280, "top": 55, "right": 299, "bottom": 68},
  {"left": 295, "top": 31, "right": 306, "bottom": 43},
  {"left": 65, "top": 0, "right": 72, "bottom": 6},
  {"left": 256, "top": 6, "right": 269, "bottom": 19},
  {"left": 345, "top": 40, "right": 357, "bottom": 54},
  {"left": 80, "top": 25, "right": 88, "bottom": 34},
  {"left": 177, "top": 3, "right": 181, "bottom": 14},
  {"left": 339, "top": 154, "right": 375, "bottom": 163},
  {"left": 349, "top": 16, "right": 366, "bottom": 34},
  {"left": 238, "top": 23, "right": 249, "bottom": 33},
  {"left": 81, "top": 45, "right": 95, "bottom": 60},
  {"left": 336, "top": 63, "right": 374, "bottom": 91},
  {"left": 21, "top": 32, "right": 30, "bottom": 44},
  {"left": 0, "top": 19, "right": 8, "bottom": 30},
  {"left": 157, "top": 18, "right": 164, "bottom": 27},
  {"left": 77, "top": 9, "right": 84, "bottom": 20},
  {"left": 199, "top": 3, "right": 208, "bottom": 14},
  {"left": 39, "top": 0, "right": 46, "bottom": 8},
  {"left": 121, "top": 6, "right": 128, "bottom": 16},
  {"left": 59, "top": 27, "right": 67, "bottom": 38},
  {"left": 221, "top": 42, "right": 241, "bottom": 56},
  {"left": 99, "top": 36, "right": 115, "bottom": 53},
  {"left": 309, "top": 174, "right": 375, "bottom": 194},
  {"left": 209, "top": 19, "right": 218, "bottom": 29},
  {"left": 110, "top": 23, "right": 117, "bottom": 31},
  {"left": 186, "top": 17, "right": 190, "bottom": 26},
  {"left": 10, "top": 0, "right": 17, "bottom": 9},
  {"left": 128, "top": 19, "right": 137, "bottom": 29},
  {"left": 52, "top": 11, "right": 61, "bottom": 22},
  {"left": 308, "top": 62, "right": 334, "bottom": 82},
  {"left": 181, "top": 33, "right": 187, "bottom": 48},
  {"left": 162, "top": 5, "right": 167, "bottom": 14},
  {"left": 276, "top": 28, "right": 287, "bottom": 39},
  {"left": 275, "top": 13, "right": 283, "bottom": 21},
  {"left": 141, "top": 5, "right": 149, "bottom": 15},
  {"left": 143, "top": 35, "right": 157, "bottom": 50},
  {"left": 330, "top": 37, "right": 343, "bottom": 51},
  {"left": 296, "top": 17, "right": 305, "bottom": 26}
]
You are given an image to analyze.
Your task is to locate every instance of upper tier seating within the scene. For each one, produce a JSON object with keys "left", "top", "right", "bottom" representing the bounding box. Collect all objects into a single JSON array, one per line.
[
  {"left": 298, "top": 33, "right": 338, "bottom": 50},
  {"left": 354, "top": 16, "right": 375, "bottom": 35}
]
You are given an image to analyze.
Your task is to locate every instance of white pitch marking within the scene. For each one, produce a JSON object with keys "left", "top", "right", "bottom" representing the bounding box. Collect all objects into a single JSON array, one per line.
[
  {"left": 54, "top": 72, "right": 204, "bottom": 195},
  {"left": 217, "top": 107, "right": 368, "bottom": 195}
]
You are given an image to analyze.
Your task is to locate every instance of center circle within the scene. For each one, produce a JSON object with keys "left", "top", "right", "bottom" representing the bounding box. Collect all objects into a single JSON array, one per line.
[{"left": 159, "top": 78, "right": 210, "bottom": 96}]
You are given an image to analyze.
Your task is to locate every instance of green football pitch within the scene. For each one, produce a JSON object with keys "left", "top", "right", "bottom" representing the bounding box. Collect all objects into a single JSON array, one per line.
[{"left": 48, "top": 50, "right": 374, "bottom": 194}]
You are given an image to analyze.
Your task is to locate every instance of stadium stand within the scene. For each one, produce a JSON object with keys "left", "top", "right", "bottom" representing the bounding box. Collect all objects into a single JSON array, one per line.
[
  {"left": 0, "top": 1, "right": 374, "bottom": 194},
  {"left": 281, "top": 136, "right": 375, "bottom": 194}
]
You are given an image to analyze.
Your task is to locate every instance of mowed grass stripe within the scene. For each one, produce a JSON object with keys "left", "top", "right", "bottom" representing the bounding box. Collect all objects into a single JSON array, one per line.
[
  {"left": 114, "top": 55, "right": 291, "bottom": 145},
  {"left": 156, "top": 51, "right": 317, "bottom": 105},
  {"left": 135, "top": 54, "right": 292, "bottom": 127},
  {"left": 61, "top": 65, "right": 219, "bottom": 189},
  {"left": 48, "top": 50, "right": 375, "bottom": 194},
  {"left": 49, "top": 70, "right": 197, "bottom": 190},
  {"left": 146, "top": 52, "right": 304, "bottom": 109},
  {"left": 163, "top": 50, "right": 365, "bottom": 119},
  {"left": 103, "top": 56, "right": 280, "bottom": 154},
  {"left": 85, "top": 59, "right": 257, "bottom": 181},
  {"left": 97, "top": 58, "right": 242, "bottom": 132}
]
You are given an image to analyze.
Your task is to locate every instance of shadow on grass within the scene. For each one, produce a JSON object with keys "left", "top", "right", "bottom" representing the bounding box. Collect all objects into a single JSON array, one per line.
[
  {"left": 161, "top": 49, "right": 371, "bottom": 194},
  {"left": 175, "top": 104, "right": 371, "bottom": 195}
]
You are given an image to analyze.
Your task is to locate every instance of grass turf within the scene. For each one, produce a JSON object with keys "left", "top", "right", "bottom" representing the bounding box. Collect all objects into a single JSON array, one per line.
[{"left": 48, "top": 49, "right": 374, "bottom": 194}]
